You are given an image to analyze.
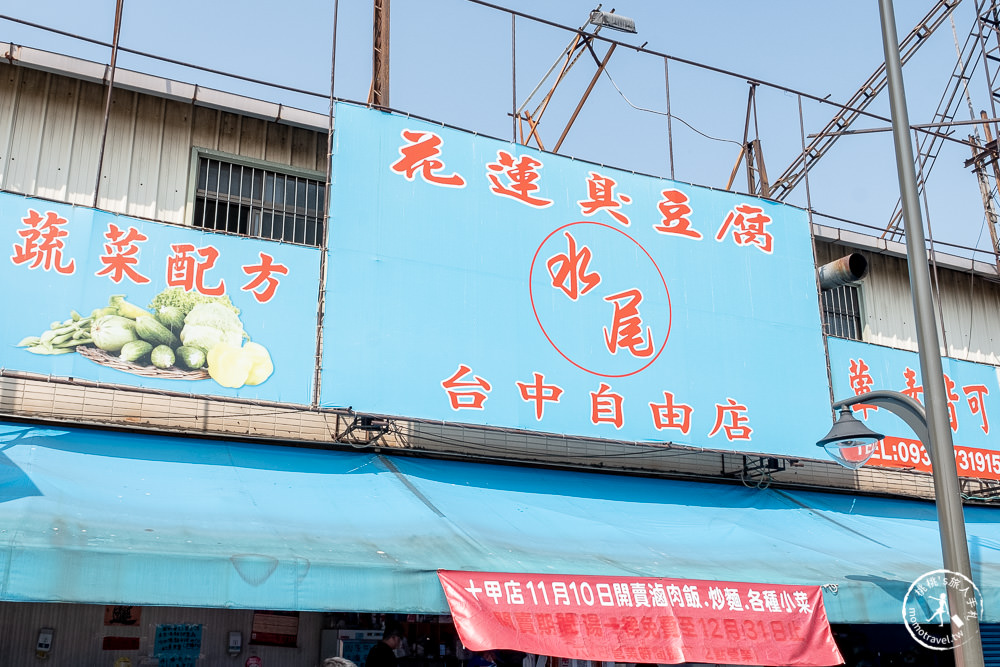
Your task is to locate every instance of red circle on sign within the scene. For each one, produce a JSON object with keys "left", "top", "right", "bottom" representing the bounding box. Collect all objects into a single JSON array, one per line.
[{"left": 529, "top": 221, "right": 671, "bottom": 377}]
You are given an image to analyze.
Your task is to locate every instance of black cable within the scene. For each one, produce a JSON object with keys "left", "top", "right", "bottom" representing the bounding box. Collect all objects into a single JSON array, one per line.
[{"left": 0, "top": 13, "right": 327, "bottom": 99}]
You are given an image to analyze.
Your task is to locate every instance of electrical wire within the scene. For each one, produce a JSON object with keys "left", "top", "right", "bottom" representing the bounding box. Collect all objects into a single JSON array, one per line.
[
  {"left": 0, "top": 13, "right": 327, "bottom": 100},
  {"left": 597, "top": 64, "right": 744, "bottom": 147}
]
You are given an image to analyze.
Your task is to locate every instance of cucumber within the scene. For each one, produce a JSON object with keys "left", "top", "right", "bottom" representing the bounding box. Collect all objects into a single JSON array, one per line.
[
  {"left": 119, "top": 340, "right": 153, "bottom": 363},
  {"left": 155, "top": 306, "right": 186, "bottom": 333},
  {"left": 151, "top": 345, "right": 176, "bottom": 369},
  {"left": 175, "top": 345, "right": 206, "bottom": 370},
  {"left": 135, "top": 315, "right": 180, "bottom": 348}
]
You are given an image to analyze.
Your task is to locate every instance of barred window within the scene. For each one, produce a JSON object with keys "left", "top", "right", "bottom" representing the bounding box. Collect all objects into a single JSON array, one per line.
[
  {"left": 193, "top": 154, "right": 325, "bottom": 247},
  {"left": 821, "top": 284, "right": 863, "bottom": 340}
]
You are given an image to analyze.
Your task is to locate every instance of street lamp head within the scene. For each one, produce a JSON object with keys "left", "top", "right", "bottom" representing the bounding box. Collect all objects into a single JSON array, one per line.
[
  {"left": 588, "top": 10, "right": 637, "bottom": 33},
  {"left": 816, "top": 407, "right": 885, "bottom": 470}
]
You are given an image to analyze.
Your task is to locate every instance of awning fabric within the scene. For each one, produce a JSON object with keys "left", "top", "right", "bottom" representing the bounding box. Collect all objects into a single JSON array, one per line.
[{"left": 1, "top": 420, "right": 999, "bottom": 624}]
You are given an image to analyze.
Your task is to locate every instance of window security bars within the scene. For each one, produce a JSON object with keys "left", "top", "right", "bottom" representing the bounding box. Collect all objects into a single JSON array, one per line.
[
  {"left": 194, "top": 156, "right": 325, "bottom": 247},
  {"left": 821, "top": 284, "right": 862, "bottom": 340}
]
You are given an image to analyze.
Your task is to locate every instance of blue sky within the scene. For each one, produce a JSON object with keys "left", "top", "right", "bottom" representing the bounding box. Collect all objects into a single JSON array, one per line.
[{"left": 2, "top": 1, "right": 996, "bottom": 255}]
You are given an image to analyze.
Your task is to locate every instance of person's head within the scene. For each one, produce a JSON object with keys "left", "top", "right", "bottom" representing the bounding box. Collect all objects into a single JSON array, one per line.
[
  {"left": 323, "top": 658, "right": 358, "bottom": 667},
  {"left": 382, "top": 622, "right": 404, "bottom": 649}
]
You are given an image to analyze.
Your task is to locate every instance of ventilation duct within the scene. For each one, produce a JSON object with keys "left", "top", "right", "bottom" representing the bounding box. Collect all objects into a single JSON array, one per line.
[{"left": 818, "top": 253, "right": 869, "bottom": 290}]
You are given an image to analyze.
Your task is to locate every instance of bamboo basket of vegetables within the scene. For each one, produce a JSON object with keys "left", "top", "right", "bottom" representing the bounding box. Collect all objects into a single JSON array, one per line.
[
  {"left": 75, "top": 345, "right": 209, "bottom": 379},
  {"left": 16, "top": 288, "right": 272, "bottom": 386}
]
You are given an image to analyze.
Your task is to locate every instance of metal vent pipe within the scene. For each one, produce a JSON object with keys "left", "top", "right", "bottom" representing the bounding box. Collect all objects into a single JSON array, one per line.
[{"left": 818, "top": 253, "right": 869, "bottom": 290}]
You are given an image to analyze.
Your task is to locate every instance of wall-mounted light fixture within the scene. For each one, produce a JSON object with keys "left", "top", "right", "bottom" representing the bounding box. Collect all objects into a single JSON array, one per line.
[{"left": 36, "top": 628, "right": 54, "bottom": 660}]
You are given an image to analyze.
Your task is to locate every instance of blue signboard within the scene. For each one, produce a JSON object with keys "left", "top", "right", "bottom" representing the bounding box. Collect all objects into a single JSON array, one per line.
[
  {"left": 321, "top": 103, "right": 832, "bottom": 457},
  {"left": 1, "top": 192, "right": 319, "bottom": 404},
  {"left": 829, "top": 337, "right": 1000, "bottom": 452},
  {"left": 154, "top": 624, "right": 202, "bottom": 667}
]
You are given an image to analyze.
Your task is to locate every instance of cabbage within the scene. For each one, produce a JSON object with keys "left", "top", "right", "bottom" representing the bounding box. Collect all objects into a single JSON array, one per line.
[{"left": 179, "top": 303, "right": 245, "bottom": 352}]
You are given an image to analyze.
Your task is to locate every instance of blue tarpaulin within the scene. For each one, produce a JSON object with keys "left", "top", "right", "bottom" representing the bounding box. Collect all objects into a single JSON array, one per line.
[{"left": 0, "top": 420, "right": 998, "bottom": 623}]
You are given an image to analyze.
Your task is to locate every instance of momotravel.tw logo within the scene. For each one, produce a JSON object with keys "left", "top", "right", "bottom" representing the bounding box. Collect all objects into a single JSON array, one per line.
[{"left": 902, "top": 569, "right": 983, "bottom": 650}]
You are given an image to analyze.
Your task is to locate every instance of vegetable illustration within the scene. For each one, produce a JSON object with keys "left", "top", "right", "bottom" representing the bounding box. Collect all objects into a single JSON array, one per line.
[
  {"left": 17, "top": 309, "right": 95, "bottom": 355},
  {"left": 207, "top": 341, "right": 274, "bottom": 389},
  {"left": 175, "top": 345, "right": 207, "bottom": 370},
  {"left": 148, "top": 287, "right": 239, "bottom": 320},
  {"left": 18, "top": 289, "right": 272, "bottom": 389},
  {"left": 135, "top": 315, "right": 180, "bottom": 348},
  {"left": 91, "top": 315, "right": 139, "bottom": 352},
  {"left": 119, "top": 340, "right": 153, "bottom": 363},
  {"left": 155, "top": 306, "right": 186, "bottom": 334},
  {"left": 90, "top": 306, "right": 118, "bottom": 319},
  {"left": 207, "top": 343, "right": 255, "bottom": 388},
  {"left": 243, "top": 342, "right": 274, "bottom": 386},
  {"left": 110, "top": 295, "right": 151, "bottom": 320},
  {"left": 150, "top": 345, "right": 176, "bottom": 369},
  {"left": 179, "top": 302, "right": 245, "bottom": 353}
]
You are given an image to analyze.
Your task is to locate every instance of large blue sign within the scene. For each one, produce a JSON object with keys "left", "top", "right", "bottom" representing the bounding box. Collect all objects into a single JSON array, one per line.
[
  {"left": 322, "top": 103, "right": 831, "bottom": 457},
  {"left": 829, "top": 337, "right": 1000, "bottom": 452},
  {"left": 1, "top": 192, "right": 320, "bottom": 404}
]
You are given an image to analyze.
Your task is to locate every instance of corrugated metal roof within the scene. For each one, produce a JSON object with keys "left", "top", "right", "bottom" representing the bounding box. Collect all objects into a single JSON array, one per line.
[
  {"left": 0, "top": 42, "right": 329, "bottom": 131},
  {"left": 814, "top": 222, "right": 1000, "bottom": 281}
]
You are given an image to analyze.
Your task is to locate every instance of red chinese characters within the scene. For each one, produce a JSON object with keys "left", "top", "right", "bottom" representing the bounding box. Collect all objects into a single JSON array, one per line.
[
  {"left": 590, "top": 382, "right": 625, "bottom": 429},
  {"left": 603, "top": 288, "right": 654, "bottom": 358},
  {"left": 11, "top": 207, "right": 293, "bottom": 305},
  {"left": 11, "top": 209, "right": 76, "bottom": 274},
  {"left": 241, "top": 252, "right": 288, "bottom": 303},
  {"left": 96, "top": 223, "right": 150, "bottom": 284},
  {"left": 944, "top": 374, "right": 961, "bottom": 432},
  {"left": 383, "top": 132, "right": 786, "bottom": 255},
  {"left": 486, "top": 151, "right": 553, "bottom": 208},
  {"left": 964, "top": 384, "right": 990, "bottom": 435},
  {"left": 441, "top": 367, "right": 752, "bottom": 437},
  {"left": 648, "top": 391, "right": 694, "bottom": 435},
  {"left": 516, "top": 372, "right": 564, "bottom": 421},
  {"left": 390, "top": 130, "right": 466, "bottom": 187},
  {"left": 654, "top": 189, "right": 702, "bottom": 239},
  {"left": 902, "top": 367, "right": 923, "bottom": 403},
  {"left": 577, "top": 172, "right": 631, "bottom": 226},
  {"left": 439, "top": 571, "right": 842, "bottom": 667},
  {"left": 843, "top": 362, "right": 998, "bottom": 479},
  {"left": 166, "top": 244, "right": 224, "bottom": 295},
  {"left": 708, "top": 398, "right": 753, "bottom": 442},
  {"left": 897, "top": 367, "right": 987, "bottom": 436},
  {"left": 442, "top": 365, "right": 493, "bottom": 410},
  {"left": 715, "top": 204, "right": 773, "bottom": 253},
  {"left": 547, "top": 232, "right": 601, "bottom": 301},
  {"left": 848, "top": 358, "right": 878, "bottom": 419}
]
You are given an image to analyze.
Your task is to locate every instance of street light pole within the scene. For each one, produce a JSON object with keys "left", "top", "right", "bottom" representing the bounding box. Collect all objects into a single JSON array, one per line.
[{"left": 876, "top": 0, "right": 983, "bottom": 664}]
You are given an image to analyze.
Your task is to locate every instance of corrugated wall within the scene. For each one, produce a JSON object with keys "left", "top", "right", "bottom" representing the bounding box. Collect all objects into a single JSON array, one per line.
[
  {"left": 816, "top": 242, "right": 1000, "bottom": 365},
  {"left": 0, "top": 602, "right": 325, "bottom": 666},
  {"left": 0, "top": 61, "right": 326, "bottom": 224}
]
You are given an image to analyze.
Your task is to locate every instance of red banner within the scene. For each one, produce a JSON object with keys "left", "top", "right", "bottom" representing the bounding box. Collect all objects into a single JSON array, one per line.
[
  {"left": 868, "top": 436, "right": 1000, "bottom": 481},
  {"left": 439, "top": 571, "right": 843, "bottom": 667}
]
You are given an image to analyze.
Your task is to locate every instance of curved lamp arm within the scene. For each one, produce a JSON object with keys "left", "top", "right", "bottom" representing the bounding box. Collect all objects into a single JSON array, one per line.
[{"left": 832, "top": 390, "right": 929, "bottom": 444}]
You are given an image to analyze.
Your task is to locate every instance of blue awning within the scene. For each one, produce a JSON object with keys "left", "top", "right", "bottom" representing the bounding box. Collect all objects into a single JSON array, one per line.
[{"left": 1, "top": 420, "right": 999, "bottom": 623}]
